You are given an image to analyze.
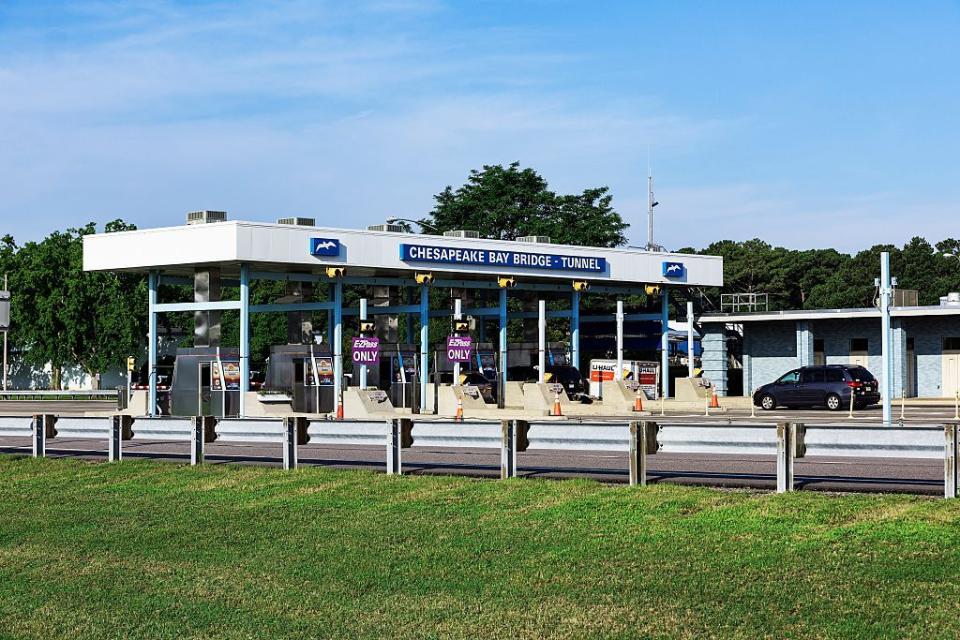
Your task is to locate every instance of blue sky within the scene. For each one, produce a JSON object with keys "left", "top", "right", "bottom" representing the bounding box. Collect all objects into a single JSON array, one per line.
[{"left": 0, "top": 1, "right": 957, "bottom": 251}]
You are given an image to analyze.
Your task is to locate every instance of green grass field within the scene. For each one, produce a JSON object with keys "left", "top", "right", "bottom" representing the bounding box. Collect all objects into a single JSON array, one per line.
[{"left": 1, "top": 457, "right": 959, "bottom": 639}]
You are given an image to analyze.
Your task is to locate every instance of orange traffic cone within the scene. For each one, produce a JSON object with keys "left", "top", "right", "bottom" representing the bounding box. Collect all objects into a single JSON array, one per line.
[
  {"left": 709, "top": 389, "right": 720, "bottom": 409},
  {"left": 336, "top": 389, "right": 345, "bottom": 420},
  {"left": 455, "top": 396, "right": 464, "bottom": 422},
  {"left": 552, "top": 389, "right": 563, "bottom": 416},
  {"left": 633, "top": 387, "right": 644, "bottom": 412}
]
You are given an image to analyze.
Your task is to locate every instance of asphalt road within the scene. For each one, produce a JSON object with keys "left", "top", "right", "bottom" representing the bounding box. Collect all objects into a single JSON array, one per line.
[{"left": 0, "top": 436, "right": 945, "bottom": 497}]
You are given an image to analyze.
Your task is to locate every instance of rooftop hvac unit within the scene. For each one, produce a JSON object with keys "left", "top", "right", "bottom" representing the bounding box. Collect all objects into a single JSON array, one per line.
[
  {"left": 443, "top": 229, "right": 480, "bottom": 239},
  {"left": 186, "top": 210, "right": 227, "bottom": 225},
  {"left": 277, "top": 217, "right": 316, "bottom": 226},
  {"left": 367, "top": 223, "right": 408, "bottom": 233},
  {"left": 941, "top": 292, "right": 960, "bottom": 307},
  {"left": 516, "top": 235, "right": 551, "bottom": 244}
]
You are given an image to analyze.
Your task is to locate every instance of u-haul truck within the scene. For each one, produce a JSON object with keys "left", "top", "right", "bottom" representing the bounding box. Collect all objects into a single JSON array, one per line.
[{"left": 588, "top": 359, "right": 659, "bottom": 399}]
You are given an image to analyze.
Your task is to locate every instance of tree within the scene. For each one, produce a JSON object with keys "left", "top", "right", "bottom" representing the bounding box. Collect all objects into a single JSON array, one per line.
[
  {"left": 13, "top": 220, "right": 146, "bottom": 389},
  {"left": 421, "top": 163, "right": 629, "bottom": 247}
]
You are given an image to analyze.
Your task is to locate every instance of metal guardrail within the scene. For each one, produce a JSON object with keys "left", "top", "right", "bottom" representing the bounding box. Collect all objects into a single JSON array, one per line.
[
  {"left": 1, "top": 415, "right": 958, "bottom": 498},
  {"left": 0, "top": 390, "right": 119, "bottom": 400}
]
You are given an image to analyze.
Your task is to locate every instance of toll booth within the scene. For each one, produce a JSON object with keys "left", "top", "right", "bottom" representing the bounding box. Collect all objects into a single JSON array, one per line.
[
  {"left": 170, "top": 347, "right": 242, "bottom": 417},
  {"left": 263, "top": 344, "right": 336, "bottom": 414},
  {"left": 377, "top": 343, "right": 421, "bottom": 411}
]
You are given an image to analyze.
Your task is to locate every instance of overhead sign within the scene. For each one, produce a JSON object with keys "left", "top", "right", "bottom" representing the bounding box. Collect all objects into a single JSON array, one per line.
[
  {"left": 446, "top": 335, "right": 473, "bottom": 363},
  {"left": 310, "top": 238, "right": 341, "bottom": 257},
  {"left": 351, "top": 336, "right": 380, "bottom": 364},
  {"left": 662, "top": 261, "right": 686, "bottom": 278},
  {"left": 400, "top": 244, "right": 606, "bottom": 273}
]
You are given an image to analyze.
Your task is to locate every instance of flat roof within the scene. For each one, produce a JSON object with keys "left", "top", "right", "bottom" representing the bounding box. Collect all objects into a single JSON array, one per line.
[
  {"left": 83, "top": 220, "right": 724, "bottom": 288},
  {"left": 701, "top": 305, "right": 960, "bottom": 323}
]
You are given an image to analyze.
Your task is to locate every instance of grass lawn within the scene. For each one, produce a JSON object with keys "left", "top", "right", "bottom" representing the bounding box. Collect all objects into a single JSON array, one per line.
[{"left": 1, "top": 458, "right": 959, "bottom": 639}]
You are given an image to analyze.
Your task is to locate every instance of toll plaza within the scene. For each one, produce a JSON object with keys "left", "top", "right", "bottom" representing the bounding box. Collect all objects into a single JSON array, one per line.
[{"left": 82, "top": 213, "right": 723, "bottom": 418}]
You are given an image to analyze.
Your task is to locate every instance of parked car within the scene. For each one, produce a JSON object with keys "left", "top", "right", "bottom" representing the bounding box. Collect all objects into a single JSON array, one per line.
[{"left": 753, "top": 365, "right": 880, "bottom": 411}]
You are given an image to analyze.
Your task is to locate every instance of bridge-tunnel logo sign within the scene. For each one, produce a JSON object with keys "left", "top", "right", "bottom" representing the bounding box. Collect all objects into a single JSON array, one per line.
[
  {"left": 310, "top": 238, "right": 341, "bottom": 257},
  {"left": 662, "top": 261, "right": 686, "bottom": 278}
]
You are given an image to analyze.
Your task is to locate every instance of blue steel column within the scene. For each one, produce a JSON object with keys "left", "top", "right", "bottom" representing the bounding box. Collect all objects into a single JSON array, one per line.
[
  {"left": 419, "top": 285, "right": 429, "bottom": 411},
  {"left": 333, "top": 280, "right": 343, "bottom": 413},
  {"left": 148, "top": 270, "right": 158, "bottom": 417},
  {"left": 239, "top": 264, "right": 250, "bottom": 417},
  {"left": 571, "top": 291, "right": 580, "bottom": 370},
  {"left": 661, "top": 287, "right": 670, "bottom": 399},
  {"left": 499, "top": 288, "right": 508, "bottom": 391}
]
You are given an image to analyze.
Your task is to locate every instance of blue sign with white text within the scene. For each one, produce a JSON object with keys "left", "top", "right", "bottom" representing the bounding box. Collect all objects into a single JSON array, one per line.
[
  {"left": 662, "top": 261, "right": 686, "bottom": 278},
  {"left": 310, "top": 238, "right": 341, "bottom": 257},
  {"left": 400, "top": 244, "right": 606, "bottom": 273}
]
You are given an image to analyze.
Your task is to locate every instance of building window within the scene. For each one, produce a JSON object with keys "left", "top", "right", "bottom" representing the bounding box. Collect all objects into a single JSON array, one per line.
[
  {"left": 851, "top": 338, "right": 869, "bottom": 352},
  {"left": 907, "top": 337, "right": 915, "bottom": 351},
  {"left": 943, "top": 337, "right": 960, "bottom": 351}
]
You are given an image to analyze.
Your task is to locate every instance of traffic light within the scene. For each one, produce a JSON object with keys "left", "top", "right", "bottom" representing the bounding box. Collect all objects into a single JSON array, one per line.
[
  {"left": 415, "top": 272, "right": 434, "bottom": 285},
  {"left": 359, "top": 320, "right": 375, "bottom": 335},
  {"left": 126, "top": 356, "right": 136, "bottom": 372},
  {"left": 572, "top": 280, "right": 590, "bottom": 292},
  {"left": 497, "top": 276, "right": 516, "bottom": 288},
  {"left": 453, "top": 319, "right": 469, "bottom": 333},
  {"left": 645, "top": 284, "right": 660, "bottom": 296},
  {"left": 325, "top": 266, "right": 345, "bottom": 278}
]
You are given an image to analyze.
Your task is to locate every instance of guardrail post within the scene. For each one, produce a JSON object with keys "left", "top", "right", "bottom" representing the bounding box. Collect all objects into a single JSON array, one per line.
[
  {"left": 776, "top": 422, "right": 804, "bottom": 493},
  {"left": 387, "top": 418, "right": 413, "bottom": 475},
  {"left": 191, "top": 416, "right": 217, "bottom": 466},
  {"left": 32, "top": 414, "right": 55, "bottom": 458},
  {"left": 109, "top": 415, "right": 133, "bottom": 462},
  {"left": 283, "top": 416, "right": 309, "bottom": 470},
  {"left": 630, "top": 421, "right": 659, "bottom": 486},
  {"left": 501, "top": 420, "right": 516, "bottom": 479},
  {"left": 945, "top": 423, "right": 959, "bottom": 499}
]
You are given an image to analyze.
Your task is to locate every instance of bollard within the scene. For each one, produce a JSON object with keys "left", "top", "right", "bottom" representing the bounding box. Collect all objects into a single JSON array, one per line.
[
  {"left": 776, "top": 422, "right": 805, "bottom": 493},
  {"left": 945, "top": 423, "right": 959, "bottom": 499},
  {"left": 283, "top": 416, "right": 309, "bottom": 470},
  {"left": 848, "top": 392, "right": 855, "bottom": 419},
  {"left": 191, "top": 416, "right": 217, "bottom": 466},
  {"left": 660, "top": 394, "right": 665, "bottom": 417},
  {"left": 900, "top": 394, "right": 906, "bottom": 424},
  {"left": 629, "top": 421, "right": 659, "bottom": 486},
  {"left": 32, "top": 414, "right": 56, "bottom": 458},
  {"left": 109, "top": 415, "right": 133, "bottom": 462},
  {"left": 704, "top": 392, "right": 710, "bottom": 417}
]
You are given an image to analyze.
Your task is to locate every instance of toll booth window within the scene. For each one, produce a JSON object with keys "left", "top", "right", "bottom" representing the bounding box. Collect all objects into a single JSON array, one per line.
[
  {"left": 850, "top": 338, "right": 869, "bottom": 352},
  {"left": 943, "top": 337, "right": 960, "bottom": 351}
]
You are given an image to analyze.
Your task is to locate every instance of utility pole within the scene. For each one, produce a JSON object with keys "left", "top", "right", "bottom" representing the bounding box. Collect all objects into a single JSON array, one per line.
[
  {"left": 645, "top": 160, "right": 663, "bottom": 252},
  {"left": 879, "top": 252, "right": 893, "bottom": 425},
  {"left": 2, "top": 273, "right": 7, "bottom": 391}
]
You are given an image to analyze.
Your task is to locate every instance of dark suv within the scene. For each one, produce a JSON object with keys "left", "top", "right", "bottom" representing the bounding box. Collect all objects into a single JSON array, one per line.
[{"left": 753, "top": 365, "right": 880, "bottom": 411}]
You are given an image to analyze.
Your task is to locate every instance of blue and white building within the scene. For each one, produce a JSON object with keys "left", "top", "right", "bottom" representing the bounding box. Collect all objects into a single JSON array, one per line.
[{"left": 700, "top": 299, "right": 960, "bottom": 399}]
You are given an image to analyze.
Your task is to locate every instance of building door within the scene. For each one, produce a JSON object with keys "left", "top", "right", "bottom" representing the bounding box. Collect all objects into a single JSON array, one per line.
[
  {"left": 906, "top": 337, "right": 916, "bottom": 397},
  {"left": 941, "top": 338, "right": 960, "bottom": 398},
  {"left": 850, "top": 338, "right": 869, "bottom": 368},
  {"left": 813, "top": 339, "right": 825, "bottom": 366}
]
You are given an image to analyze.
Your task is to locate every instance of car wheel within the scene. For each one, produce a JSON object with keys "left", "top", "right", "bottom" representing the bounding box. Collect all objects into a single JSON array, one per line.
[
  {"left": 825, "top": 393, "right": 843, "bottom": 411},
  {"left": 759, "top": 394, "right": 776, "bottom": 411}
]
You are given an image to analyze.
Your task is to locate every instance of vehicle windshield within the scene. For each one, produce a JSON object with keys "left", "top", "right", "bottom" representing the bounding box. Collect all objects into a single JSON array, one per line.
[{"left": 847, "top": 367, "right": 875, "bottom": 381}]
